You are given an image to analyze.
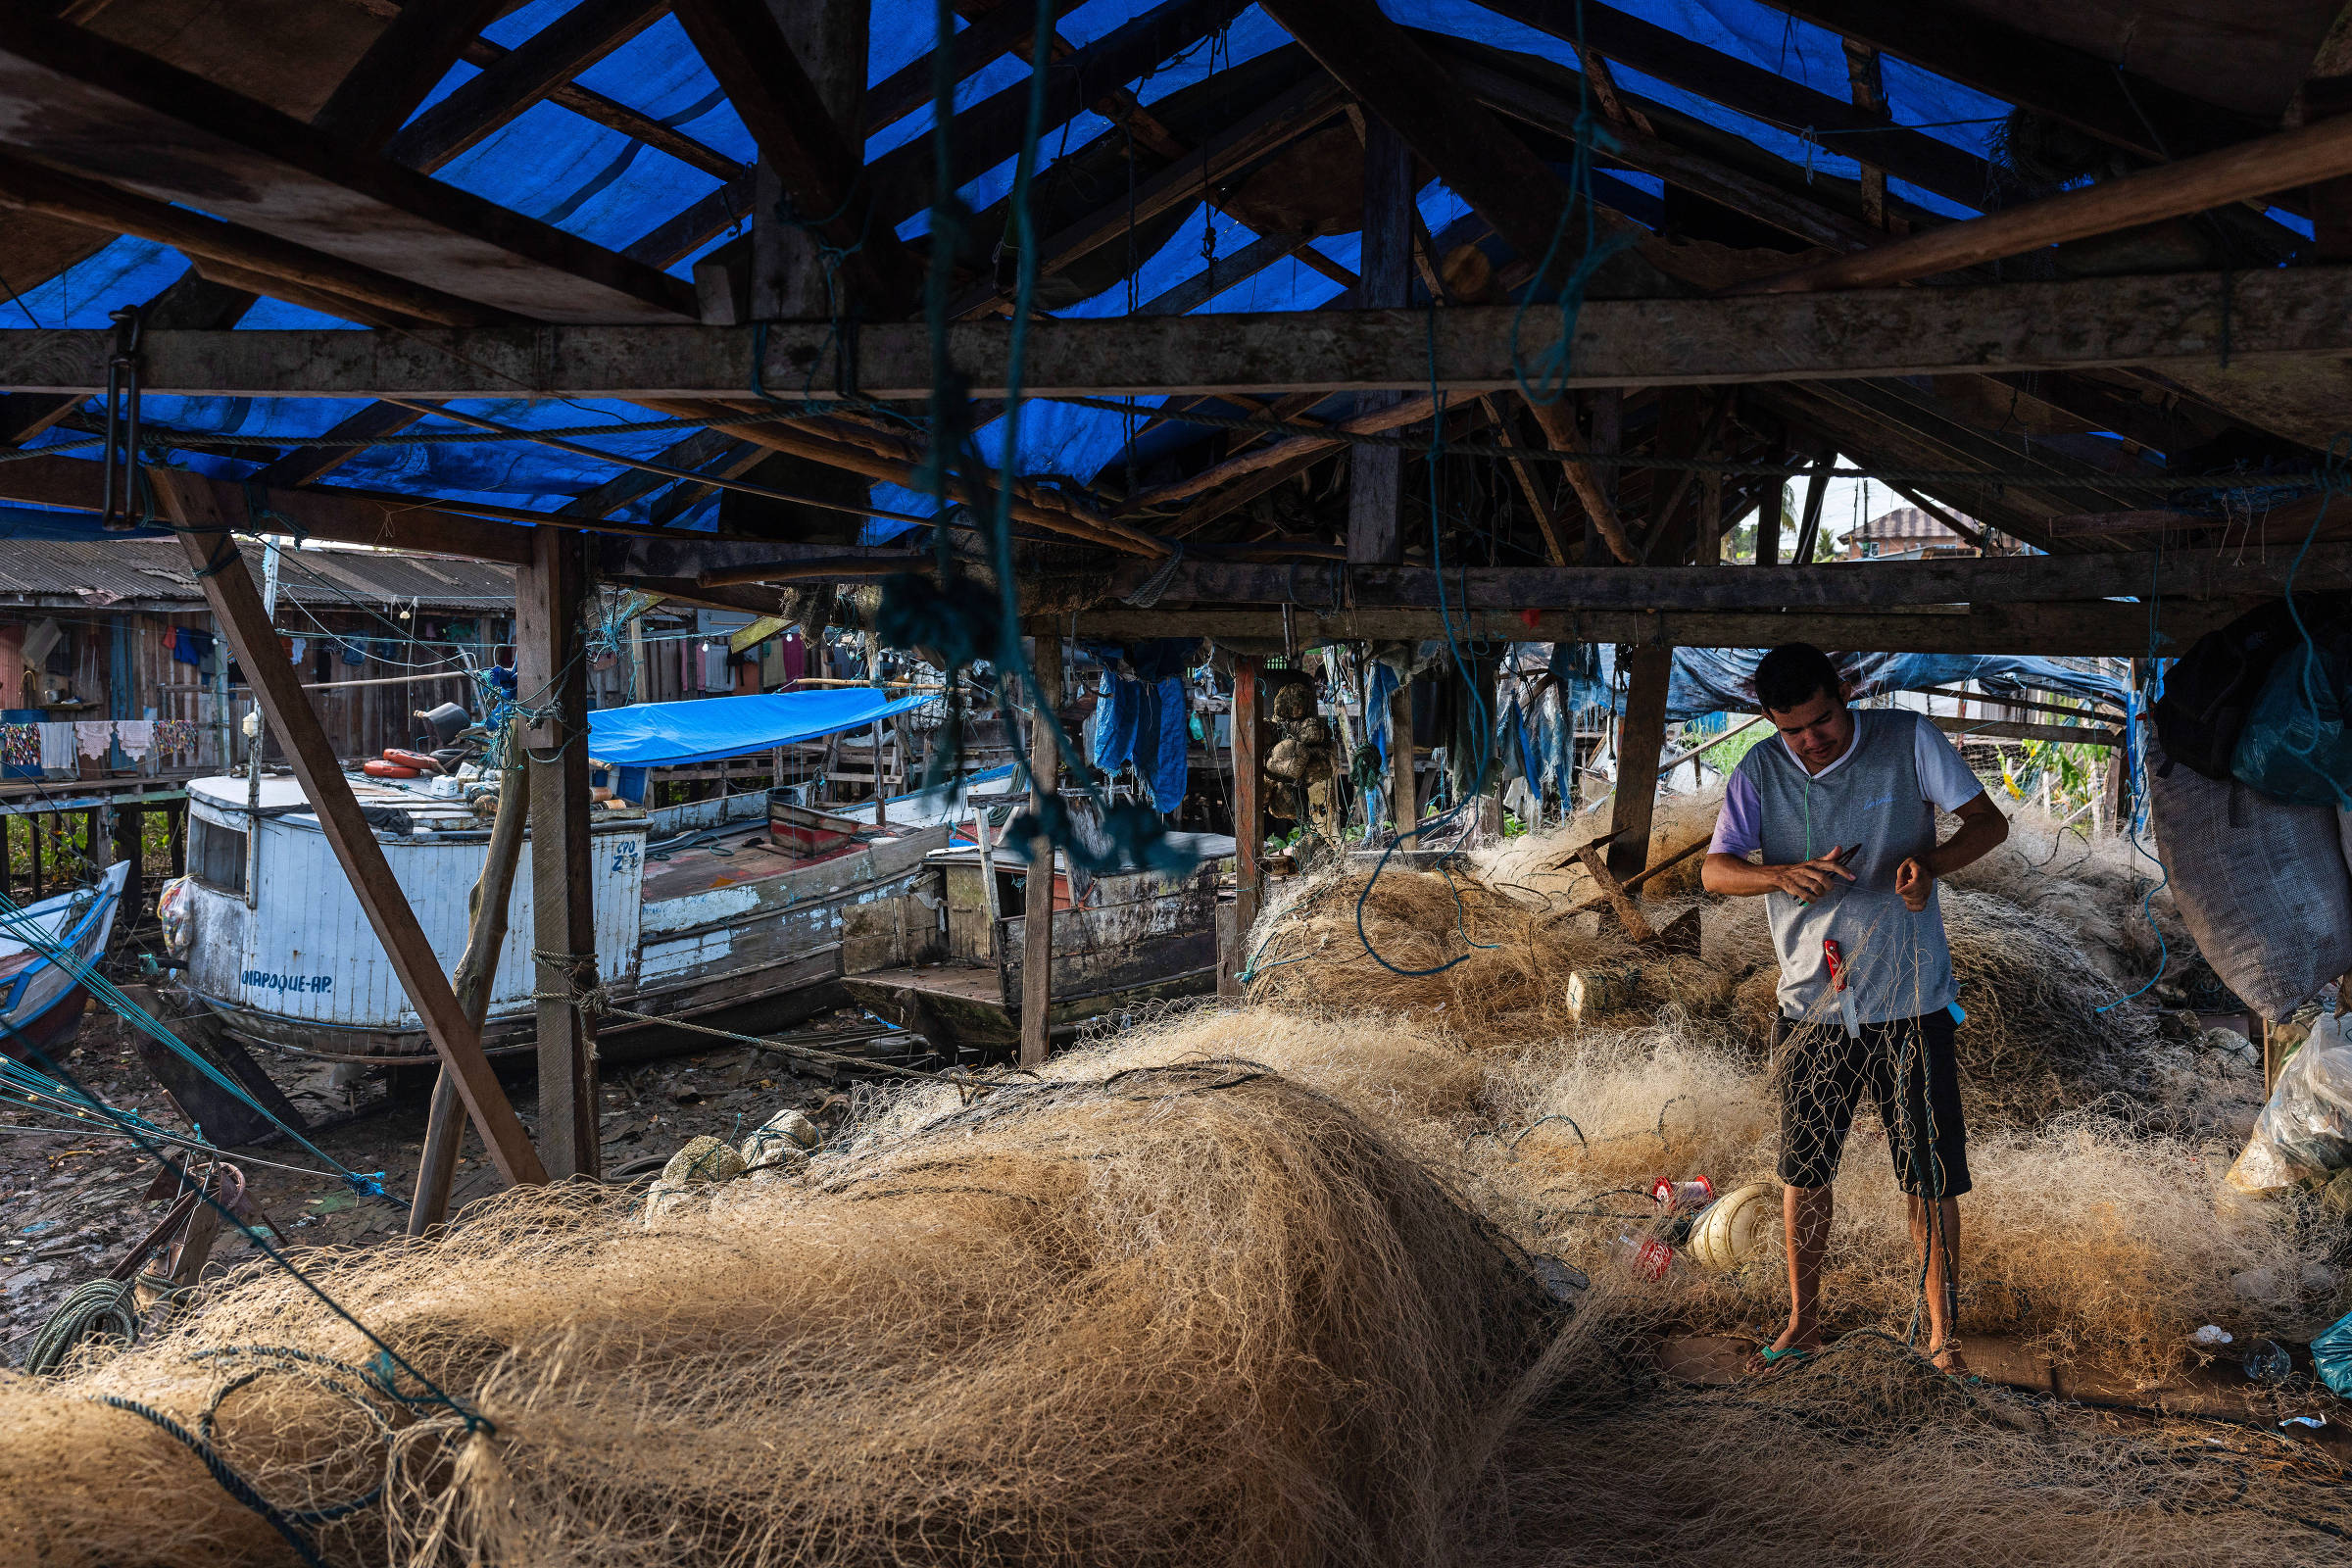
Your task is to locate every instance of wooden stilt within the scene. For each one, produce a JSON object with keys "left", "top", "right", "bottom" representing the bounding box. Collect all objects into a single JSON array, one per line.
[
  {"left": 1019, "top": 635, "right": 1061, "bottom": 1068},
  {"left": 161, "top": 475, "right": 546, "bottom": 1187},
  {"left": 1607, "top": 644, "right": 1673, "bottom": 882},
  {"left": 1223, "top": 655, "right": 1266, "bottom": 994},
  {"left": 410, "top": 728, "right": 530, "bottom": 1236},
  {"left": 1388, "top": 673, "right": 1416, "bottom": 838},
  {"left": 516, "top": 526, "right": 601, "bottom": 1181}
]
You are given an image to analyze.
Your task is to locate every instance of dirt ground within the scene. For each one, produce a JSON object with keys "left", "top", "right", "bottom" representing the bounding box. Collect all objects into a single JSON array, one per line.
[{"left": 0, "top": 999, "right": 868, "bottom": 1360}]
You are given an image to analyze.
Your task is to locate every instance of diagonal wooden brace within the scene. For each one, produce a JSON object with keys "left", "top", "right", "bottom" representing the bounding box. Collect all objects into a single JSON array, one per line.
[{"left": 157, "top": 474, "right": 547, "bottom": 1187}]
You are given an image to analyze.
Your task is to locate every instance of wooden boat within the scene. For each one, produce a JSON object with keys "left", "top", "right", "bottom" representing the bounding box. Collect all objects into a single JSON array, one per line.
[
  {"left": 840, "top": 832, "right": 1235, "bottom": 1057},
  {"left": 0, "top": 861, "right": 128, "bottom": 1061},
  {"left": 163, "top": 688, "right": 1003, "bottom": 1066}
]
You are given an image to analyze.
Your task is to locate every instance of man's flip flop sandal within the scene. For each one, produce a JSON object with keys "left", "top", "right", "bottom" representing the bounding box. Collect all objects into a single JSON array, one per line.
[{"left": 1753, "top": 1346, "right": 1813, "bottom": 1369}]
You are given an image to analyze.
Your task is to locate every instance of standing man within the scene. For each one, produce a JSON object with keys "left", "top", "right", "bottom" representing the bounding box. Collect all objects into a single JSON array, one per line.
[{"left": 1700, "top": 644, "right": 2008, "bottom": 1372}]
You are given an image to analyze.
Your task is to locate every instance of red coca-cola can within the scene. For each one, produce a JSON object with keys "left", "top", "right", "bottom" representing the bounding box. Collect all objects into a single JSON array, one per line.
[
  {"left": 1649, "top": 1176, "right": 1717, "bottom": 1213},
  {"left": 1631, "top": 1235, "right": 1674, "bottom": 1281}
]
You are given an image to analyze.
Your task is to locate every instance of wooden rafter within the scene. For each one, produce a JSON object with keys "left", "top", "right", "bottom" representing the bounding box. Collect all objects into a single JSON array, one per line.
[
  {"left": 384, "top": 0, "right": 668, "bottom": 172},
  {"left": 312, "top": 0, "right": 513, "bottom": 153},
  {"left": 0, "top": 11, "right": 696, "bottom": 322}
]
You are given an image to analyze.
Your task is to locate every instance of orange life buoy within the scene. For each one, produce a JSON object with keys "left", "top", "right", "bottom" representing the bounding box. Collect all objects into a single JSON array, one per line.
[
  {"left": 363, "top": 760, "right": 421, "bottom": 779},
  {"left": 381, "top": 748, "right": 444, "bottom": 773}
]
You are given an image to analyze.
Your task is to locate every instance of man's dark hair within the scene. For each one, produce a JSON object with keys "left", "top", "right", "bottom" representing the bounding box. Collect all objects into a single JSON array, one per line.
[{"left": 1752, "top": 643, "right": 1842, "bottom": 713}]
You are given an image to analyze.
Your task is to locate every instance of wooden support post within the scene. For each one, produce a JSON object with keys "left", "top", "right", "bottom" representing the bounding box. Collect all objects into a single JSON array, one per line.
[
  {"left": 1019, "top": 635, "right": 1061, "bottom": 1068},
  {"left": 162, "top": 481, "right": 546, "bottom": 1187},
  {"left": 410, "top": 728, "right": 529, "bottom": 1236},
  {"left": 1757, "top": 465, "right": 1788, "bottom": 565},
  {"left": 1225, "top": 655, "right": 1266, "bottom": 992},
  {"left": 1578, "top": 390, "right": 1623, "bottom": 564},
  {"left": 1842, "top": 40, "right": 1893, "bottom": 231},
  {"left": 749, "top": 0, "right": 866, "bottom": 319},
  {"left": 1388, "top": 672, "right": 1417, "bottom": 837},
  {"left": 1791, "top": 460, "right": 1832, "bottom": 565},
  {"left": 1348, "top": 113, "right": 1413, "bottom": 566},
  {"left": 516, "top": 527, "right": 601, "bottom": 1181},
  {"left": 1698, "top": 465, "right": 1725, "bottom": 565},
  {"left": 1607, "top": 644, "right": 1673, "bottom": 882},
  {"left": 871, "top": 718, "right": 888, "bottom": 826}
]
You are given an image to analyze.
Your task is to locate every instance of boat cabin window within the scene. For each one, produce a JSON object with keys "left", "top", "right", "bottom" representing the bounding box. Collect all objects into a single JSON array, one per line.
[{"left": 192, "top": 817, "right": 248, "bottom": 896}]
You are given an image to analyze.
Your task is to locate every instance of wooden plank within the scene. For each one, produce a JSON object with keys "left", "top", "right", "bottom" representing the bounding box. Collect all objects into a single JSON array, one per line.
[
  {"left": 1738, "top": 113, "right": 2352, "bottom": 294},
  {"left": 1607, "top": 644, "right": 1670, "bottom": 880},
  {"left": 0, "top": 453, "right": 532, "bottom": 564},
  {"left": 867, "top": 0, "right": 1038, "bottom": 128},
  {"left": 0, "top": 268, "right": 255, "bottom": 446},
  {"left": 1020, "top": 634, "right": 1060, "bottom": 1069},
  {"left": 0, "top": 12, "right": 697, "bottom": 322},
  {"left": 155, "top": 472, "right": 546, "bottom": 1187},
  {"left": 385, "top": 0, "right": 667, "bottom": 172},
  {"left": 1041, "top": 598, "right": 2252, "bottom": 656},
  {"left": 46, "top": 267, "right": 2352, "bottom": 400},
  {"left": 312, "top": 0, "right": 512, "bottom": 154},
  {"left": 0, "top": 148, "right": 518, "bottom": 329},
  {"left": 516, "top": 526, "right": 600, "bottom": 1179}
]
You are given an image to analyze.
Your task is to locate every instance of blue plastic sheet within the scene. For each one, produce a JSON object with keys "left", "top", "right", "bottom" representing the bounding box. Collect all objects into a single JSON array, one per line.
[
  {"left": 585, "top": 687, "right": 936, "bottom": 766},
  {"left": 1092, "top": 672, "right": 1191, "bottom": 812},
  {"left": 1659, "top": 649, "right": 2128, "bottom": 721},
  {"left": 2, "top": 0, "right": 2067, "bottom": 526}
]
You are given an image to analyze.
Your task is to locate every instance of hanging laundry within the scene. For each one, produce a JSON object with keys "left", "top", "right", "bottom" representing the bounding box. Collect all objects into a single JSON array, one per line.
[
  {"left": 286, "top": 637, "right": 307, "bottom": 663},
  {"left": 114, "top": 718, "right": 154, "bottom": 761},
  {"left": 154, "top": 718, "right": 198, "bottom": 757},
  {"left": 74, "top": 719, "right": 114, "bottom": 760},
  {"left": 1, "top": 724, "right": 38, "bottom": 768},
  {"left": 171, "top": 626, "right": 214, "bottom": 666},
  {"left": 37, "top": 722, "right": 74, "bottom": 771}
]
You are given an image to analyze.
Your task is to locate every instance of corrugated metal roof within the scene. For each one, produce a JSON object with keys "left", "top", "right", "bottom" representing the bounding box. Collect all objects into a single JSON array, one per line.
[{"left": 0, "top": 540, "right": 513, "bottom": 611}]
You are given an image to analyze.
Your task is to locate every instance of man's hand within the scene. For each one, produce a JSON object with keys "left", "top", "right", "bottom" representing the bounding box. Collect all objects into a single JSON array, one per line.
[
  {"left": 1894, "top": 856, "right": 1933, "bottom": 912},
  {"left": 1769, "top": 854, "right": 1857, "bottom": 903}
]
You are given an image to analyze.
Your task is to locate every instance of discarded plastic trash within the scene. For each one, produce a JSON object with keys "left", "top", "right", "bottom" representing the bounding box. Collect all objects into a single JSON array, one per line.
[
  {"left": 1623, "top": 1234, "right": 1675, "bottom": 1282},
  {"left": 1650, "top": 1176, "right": 1717, "bottom": 1212},
  {"left": 2242, "top": 1339, "right": 2294, "bottom": 1384},
  {"left": 2191, "top": 1324, "right": 2235, "bottom": 1347},
  {"left": 2281, "top": 1415, "right": 2328, "bottom": 1430},
  {"left": 2313, "top": 1307, "right": 2352, "bottom": 1396}
]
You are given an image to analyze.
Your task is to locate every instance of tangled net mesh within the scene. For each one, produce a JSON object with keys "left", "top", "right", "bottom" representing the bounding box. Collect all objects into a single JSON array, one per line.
[{"left": 3, "top": 800, "right": 2345, "bottom": 1566}]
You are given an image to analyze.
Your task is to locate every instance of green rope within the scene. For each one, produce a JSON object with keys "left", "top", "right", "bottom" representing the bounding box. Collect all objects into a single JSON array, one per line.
[{"left": 22, "top": 1277, "right": 138, "bottom": 1374}]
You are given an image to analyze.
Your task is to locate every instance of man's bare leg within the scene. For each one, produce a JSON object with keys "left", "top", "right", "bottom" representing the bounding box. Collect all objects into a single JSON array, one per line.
[
  {"left": 1768, "top": 1183, "right": 1835, "bottom": 1355},
  {"left": 1909, "top": 1194, "right": 1965, "bottom": 1372}
]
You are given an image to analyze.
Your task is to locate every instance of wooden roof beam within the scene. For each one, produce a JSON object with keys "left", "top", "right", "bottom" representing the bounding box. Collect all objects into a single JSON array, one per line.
[
  {"left": 384, "top": 0, "right": 668, "bottom": 171},
  {"left": 1739, "top": 112, "right": 2352, "bottom": 293},
  {"left": 0, "top": 12, "right": 696, "bottom": 322},
  {"left": 1035, "top": 599, "right": 2249, "bottom": 656},
  {"left": 1750, "top": 0, "right": 2272, "bottom": 172},
  {"left": 313, "top": 0, "right": 513, "bottom": 154},
  {"left": 18, "top": 268, "right": 2352, "bottom": 397}
]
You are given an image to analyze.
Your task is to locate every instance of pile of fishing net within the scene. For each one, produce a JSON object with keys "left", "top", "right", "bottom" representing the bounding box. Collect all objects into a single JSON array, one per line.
[
  {"left": 1473, "top": 1015, "right": 2344, "bottom": 1388},
  {"left": 0, "top": 1056, "right": 1557, "bottom": 1568},
  {"left": 2, "top": 1014, "right": 2345, "bottom": 1566}
]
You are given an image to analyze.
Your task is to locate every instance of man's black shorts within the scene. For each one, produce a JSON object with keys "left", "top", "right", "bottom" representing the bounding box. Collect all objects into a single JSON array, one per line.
[{"left": 1774, "top": 1008, "right": 1971, "bottom": 1197}]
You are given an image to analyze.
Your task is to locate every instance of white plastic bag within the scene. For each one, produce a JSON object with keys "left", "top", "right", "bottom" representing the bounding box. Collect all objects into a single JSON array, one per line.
[{"left": 2228, "top": 1010, "right": 2352, "bottom": 1197}]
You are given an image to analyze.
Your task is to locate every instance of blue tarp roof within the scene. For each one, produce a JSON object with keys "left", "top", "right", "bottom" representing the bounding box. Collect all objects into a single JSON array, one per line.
[
  {"left": 3, "top": 0, "right": 2063, "bottom": 532},
  {"left": 586, "top": 687, "right": 938, "bottom": 766}
]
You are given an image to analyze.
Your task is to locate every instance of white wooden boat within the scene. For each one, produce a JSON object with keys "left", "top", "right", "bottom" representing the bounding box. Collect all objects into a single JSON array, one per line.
[
  {"left": 165, "top": 688, "right": 963, "bottom": 1065},
  {"left": 165, "top": 774, "right": 956, "bottom": 1063},
  {"left": 0, "top": 861, "right": 128, "bottom": 1061}
]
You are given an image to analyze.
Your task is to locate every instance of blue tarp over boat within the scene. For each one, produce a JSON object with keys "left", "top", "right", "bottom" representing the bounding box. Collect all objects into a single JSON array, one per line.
[{"left": 585, "top": 688, "right": 938, "bottom": 767}]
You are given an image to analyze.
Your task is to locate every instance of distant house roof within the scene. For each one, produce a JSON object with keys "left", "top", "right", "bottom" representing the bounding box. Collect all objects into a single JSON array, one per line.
[{"left": 0, "top": 540, "right": 514, "bottom": 613}]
